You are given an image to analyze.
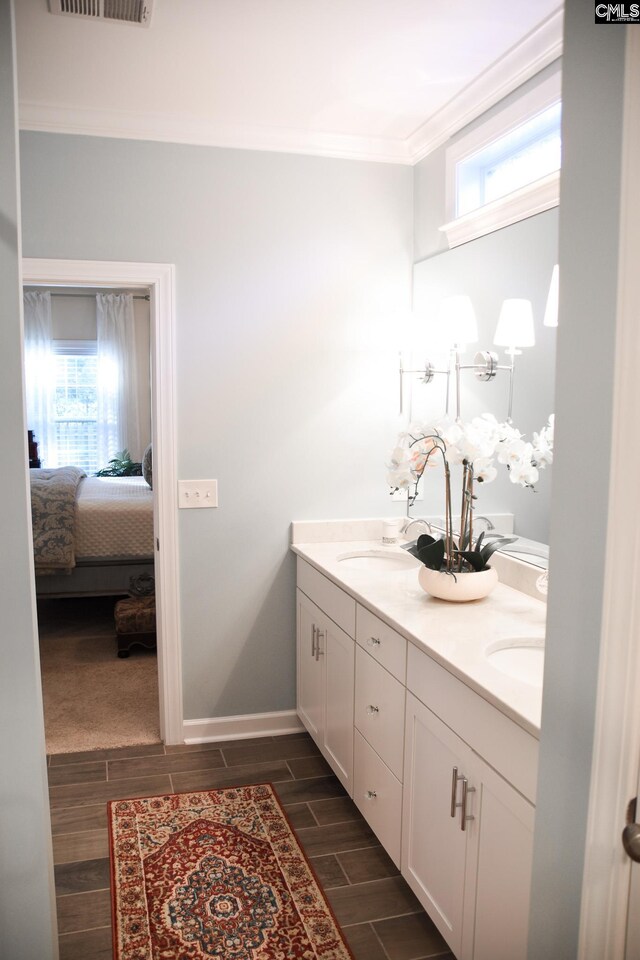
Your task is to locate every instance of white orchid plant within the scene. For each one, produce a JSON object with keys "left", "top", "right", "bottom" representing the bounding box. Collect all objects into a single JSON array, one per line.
[{"left": 387, "top": 413, "right": 554, "bottom": 575}]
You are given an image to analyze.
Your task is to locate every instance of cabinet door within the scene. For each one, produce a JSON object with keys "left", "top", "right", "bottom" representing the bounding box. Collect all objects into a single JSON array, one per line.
[
  {"left": 467, "top": 760, "right": 535, "bottom": 960},
  {"left": 402, "top": 692, "right": 475, "bottom": 959},
  {"left": 296, "top": 590, "right": 323, "bottom": 743},
  {"left": 319, "top": 615, "right": 354, "bottom": 795}
]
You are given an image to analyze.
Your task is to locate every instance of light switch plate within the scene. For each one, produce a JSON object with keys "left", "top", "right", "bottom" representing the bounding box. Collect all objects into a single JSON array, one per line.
[{"left": 178, "top": 479, "right": 218, "bottom": 509}]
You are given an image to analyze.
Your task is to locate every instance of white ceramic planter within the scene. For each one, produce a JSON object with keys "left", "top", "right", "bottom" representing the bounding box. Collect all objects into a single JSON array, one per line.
[{"left": 418, "top": 565, "right": 498, "bottom": 602}]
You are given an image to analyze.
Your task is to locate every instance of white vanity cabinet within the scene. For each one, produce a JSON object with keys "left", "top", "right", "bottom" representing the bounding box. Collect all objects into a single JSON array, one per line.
[
  {"left": 295, "top": 550, "right": 539, "bottom": 960},
  {"left": 296, "top": 560, "right": 356, "bottom": 794},
  {"left": 402, "top": 646, "right": 536, "bottom": 960}
]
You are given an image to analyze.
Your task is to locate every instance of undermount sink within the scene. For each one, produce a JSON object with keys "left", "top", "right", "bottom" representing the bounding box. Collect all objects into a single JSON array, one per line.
[
  {"left": 336, "top": 550, "right": 419, "bottom": 572},
  {"left": 485, "top": 638, "right": 545, "bottom": 687}
]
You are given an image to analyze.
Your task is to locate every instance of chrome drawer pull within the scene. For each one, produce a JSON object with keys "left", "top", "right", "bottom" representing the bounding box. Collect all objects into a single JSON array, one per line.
[
  {"left": 460, "top": 777, "right": 476, "bottom": 832},
  {"left": 365, "top": 790, "right": 377, "bottom": 800},
  {"left": 311, "top": 624, "right": 317, "bottom": 658},
  {"left": 366, "top": 704, "right": 380, "bottom": 715},
  {"left": 450, "top": 766, "right": 460, "bottom": 817},
  {"left": 367, "top": 636, "right": 381, "bottom": 647}
]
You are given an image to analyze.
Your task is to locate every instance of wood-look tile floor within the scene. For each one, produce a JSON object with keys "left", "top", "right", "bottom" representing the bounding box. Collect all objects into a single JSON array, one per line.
[{"left": 48, "top": 732, "right": 454, "bottom": 960}]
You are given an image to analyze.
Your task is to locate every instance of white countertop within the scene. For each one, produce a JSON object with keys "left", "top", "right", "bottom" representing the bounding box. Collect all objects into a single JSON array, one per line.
[{"left": 292, "top": 539, "right": 546, "bottom": 737}]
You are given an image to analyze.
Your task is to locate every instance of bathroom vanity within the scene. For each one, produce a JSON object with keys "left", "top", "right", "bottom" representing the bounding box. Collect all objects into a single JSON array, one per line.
[{"left": 292, "top": 525, "right": 546, "bottom": 960}]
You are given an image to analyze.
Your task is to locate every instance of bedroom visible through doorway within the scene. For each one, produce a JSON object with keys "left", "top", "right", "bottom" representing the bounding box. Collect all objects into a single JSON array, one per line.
[
  {"left": 24, "top": 284, "right": 160, "bottom": 754},
  {"left": 21, "top": 256, "right": 183, "bottom": 750}
]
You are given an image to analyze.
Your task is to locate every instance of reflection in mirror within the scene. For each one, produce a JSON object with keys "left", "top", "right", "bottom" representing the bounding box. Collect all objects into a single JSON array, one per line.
[{"left": 407, "top": 208, "right": 557, "bottom": 547}]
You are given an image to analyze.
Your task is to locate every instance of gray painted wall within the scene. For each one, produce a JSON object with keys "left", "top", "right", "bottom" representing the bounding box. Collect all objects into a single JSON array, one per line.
[
  {"left": 528, "top": 4, "right": 626, "bottom": 956},
  {"left": 19, "top": 134, "right": 413, "bottom": 720},
  {"left": 0, "top": 1, "right": 58, "bottom": 955}
]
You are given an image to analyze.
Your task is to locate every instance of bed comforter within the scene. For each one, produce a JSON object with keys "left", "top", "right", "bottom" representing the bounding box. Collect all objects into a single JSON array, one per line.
[{"left": 30, "top": 466, "right": 86, "bottom": 575}]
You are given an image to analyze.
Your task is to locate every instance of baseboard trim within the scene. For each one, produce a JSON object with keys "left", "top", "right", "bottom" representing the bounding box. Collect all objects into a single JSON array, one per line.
[{"left": 182, "top": 710, "right": 304, "bottom": 744}]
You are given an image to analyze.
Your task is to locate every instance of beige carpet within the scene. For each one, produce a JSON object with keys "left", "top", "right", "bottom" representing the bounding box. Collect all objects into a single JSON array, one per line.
[{"left": 38, "top": 596, "right": 161, "bottom": 755}]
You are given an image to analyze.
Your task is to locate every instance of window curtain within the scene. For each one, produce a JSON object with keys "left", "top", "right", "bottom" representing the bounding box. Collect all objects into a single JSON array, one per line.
[
  {"left": 23, "top": 290, "right": 56, "bottom": 466},
  {"left": 96, "top": 293, "right": 141, "bottom": 466}
]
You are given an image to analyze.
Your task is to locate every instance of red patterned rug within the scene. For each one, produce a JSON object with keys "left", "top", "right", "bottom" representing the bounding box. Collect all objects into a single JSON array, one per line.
[{"left": 108, "top": 783, "right": 354, "bottom": 959}]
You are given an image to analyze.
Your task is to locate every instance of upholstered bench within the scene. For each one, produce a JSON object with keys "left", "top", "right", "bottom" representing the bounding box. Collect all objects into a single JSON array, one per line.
[{"left": 114, "top": 596, "right": 156, "bottom": 658}]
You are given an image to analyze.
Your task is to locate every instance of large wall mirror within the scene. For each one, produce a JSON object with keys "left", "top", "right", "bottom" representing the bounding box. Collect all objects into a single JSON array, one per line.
[{"left": 409, "top": 208, "right": 558, "bottom": 549}]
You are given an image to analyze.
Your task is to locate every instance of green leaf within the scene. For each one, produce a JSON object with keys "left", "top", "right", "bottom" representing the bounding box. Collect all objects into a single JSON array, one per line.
[
  {"left": 456, "top": 550, "right": 487, "bottom": 572},
  {"left": 416, "top": 534, "right": 436, "bottom": 550},
  {"left": 479, "top": 536, "right": 518, "bottom": 564},
  {"left": 417, "top": 538, "right": 445, "bottom": 571}
]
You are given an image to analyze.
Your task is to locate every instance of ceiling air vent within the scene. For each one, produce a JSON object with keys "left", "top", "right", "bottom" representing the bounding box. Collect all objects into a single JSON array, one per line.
[{"left": 48, "top": 0, "right": 154, "bottom": 26}]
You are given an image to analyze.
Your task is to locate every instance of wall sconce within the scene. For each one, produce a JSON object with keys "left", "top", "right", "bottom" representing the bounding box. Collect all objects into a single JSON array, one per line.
[
  {"left": 398, "top": 296, "right": 478, "bottom": 418},
  {"left": 491, "top": 298, "right": 535, "bottom": 421},
  {"left": 399, "top": 295, "right": 535, "bottom": 421}
]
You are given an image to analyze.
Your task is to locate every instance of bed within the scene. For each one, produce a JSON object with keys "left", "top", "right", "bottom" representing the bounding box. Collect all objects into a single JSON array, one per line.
[{"left": 31, "top": 468, "right": 155, "bottom": 597}]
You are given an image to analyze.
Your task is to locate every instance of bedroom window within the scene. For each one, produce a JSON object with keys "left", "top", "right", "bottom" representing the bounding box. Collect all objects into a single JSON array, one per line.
[
  {"left": 441, "top": 73, "right": 562, "bottom": 248},
  {"left": 53, "top": 340, "right": 98, "bottom": 474}
]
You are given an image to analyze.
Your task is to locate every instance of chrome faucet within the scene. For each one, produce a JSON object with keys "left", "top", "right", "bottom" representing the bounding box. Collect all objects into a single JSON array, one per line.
[
  {"left": 401, "top": 517, "right": 434, "bottom": 539},
  {"left": 473, "top": 515, "right": 495, "bottom": 532}
]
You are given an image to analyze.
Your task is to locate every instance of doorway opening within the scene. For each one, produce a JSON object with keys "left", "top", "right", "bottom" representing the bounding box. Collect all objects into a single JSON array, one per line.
[
  {"left": 26, "top": 284, "right": 159, "bottom": 752},
  {"left": 22, "top": 259, "right": 183, "bottom": 749}
]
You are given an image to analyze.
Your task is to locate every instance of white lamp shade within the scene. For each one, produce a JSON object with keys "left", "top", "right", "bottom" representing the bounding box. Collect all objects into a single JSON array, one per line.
[
  {"left": 494, "top": 299, "right": 535, "bottom": 348},
  {"left": 438, "top": 295, "right": 478, "bottom": 347},
  {"left": 543, "top": 264, "right": 559, "bottom": 327}
]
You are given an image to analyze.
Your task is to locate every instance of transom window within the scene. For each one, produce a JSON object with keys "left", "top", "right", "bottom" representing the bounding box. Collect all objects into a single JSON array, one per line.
[
  {"left": 456, "top": 100, "right": 562, "bottom": 217},
  {"left": 442, "top": 72, "right": 562, "bottom": 248},
  {"left": 52, "top": 340, "right": 98, "bottom": 474}
]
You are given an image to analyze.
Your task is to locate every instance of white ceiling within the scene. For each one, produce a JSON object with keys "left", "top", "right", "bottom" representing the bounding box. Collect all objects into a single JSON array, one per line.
[{"left": 15, "top": 0, "right": 563, "bottom": 164}]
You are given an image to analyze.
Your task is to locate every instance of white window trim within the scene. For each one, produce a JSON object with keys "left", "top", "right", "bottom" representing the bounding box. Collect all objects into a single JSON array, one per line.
[
  {"left": 441, "top": 169, "right": 560, "bottom": 248},
  {"left": 442, "top": 72, "right": 561, "bottom": 248}
]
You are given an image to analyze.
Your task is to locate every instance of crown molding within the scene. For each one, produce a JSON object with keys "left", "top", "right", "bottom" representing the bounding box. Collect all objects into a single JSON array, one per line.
[
  {"left": 406, "top": 6, "right": 564, "bottom": 164},
  {"left": 18, "top": 7, "right": 563, "bottom": 167},
  {"left": 18, "top": 100, "right": 414, "bottom": 165}
]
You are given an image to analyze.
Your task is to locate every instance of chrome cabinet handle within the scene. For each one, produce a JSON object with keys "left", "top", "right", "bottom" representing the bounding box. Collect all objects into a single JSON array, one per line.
[
  {"left": 311, "top": 624, "right": 317, "bottom": 658},
  {"left": 450, "top": 766, "right": 475, "bottom": 829},
  {"left": 315, "top": 629, "right": 325, "bottom": 661},
  {"left": 460, "top": 777, "right": 475, "bottom": 832},
  {"left": 366, "top": 704, "right": 380, "bottom": 715},
  {"left": 365, "top": 789, "right": 377, "bottom": 800},
  {"left": 450, "top": 766, "right": 460, "bottom": 817},
  {"left": 367, "top": 636, "right": 381, "bottom": 647}
]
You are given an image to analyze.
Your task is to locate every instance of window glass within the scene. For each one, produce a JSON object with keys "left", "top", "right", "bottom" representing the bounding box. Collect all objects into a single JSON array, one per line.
[
  {"left": 53, "top": 341, "right": 98, "bottom": 473},
  {"left": 456, "top": 101, "right": 561, "bottom": 218}
]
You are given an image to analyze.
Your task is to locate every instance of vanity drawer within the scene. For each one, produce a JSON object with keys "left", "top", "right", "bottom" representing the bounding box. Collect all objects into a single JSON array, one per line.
[
  {"left": 355, "top": 645, "right": 405, "bottom": 781},
  {"left": 297, "top": 557, "right": 356, "bottom": 638},
  {"left": 354, "top": 729, "right": 402, "bottom": 867},
  {"left": 356, "top": 605, "right": 407, "bottom": 682}
]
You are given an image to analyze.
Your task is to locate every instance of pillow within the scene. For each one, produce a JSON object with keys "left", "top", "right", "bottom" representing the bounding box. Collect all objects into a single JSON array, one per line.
[{"left": 142, "top": 443, "right": 153, "bottom": 489}]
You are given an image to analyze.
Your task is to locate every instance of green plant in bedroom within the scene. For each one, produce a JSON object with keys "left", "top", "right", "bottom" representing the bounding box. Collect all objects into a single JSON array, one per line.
[
  {"left": 387, "top": 413, "right": 554, "bottom": 577},
  {"left": 95, "top": 449, "right": 142, "bottom": 477}
]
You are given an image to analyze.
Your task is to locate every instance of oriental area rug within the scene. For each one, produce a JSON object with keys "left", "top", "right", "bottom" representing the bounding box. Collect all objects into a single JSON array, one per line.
[{"left": 108, "top": 783, "right": 354, "bottom": 959}]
